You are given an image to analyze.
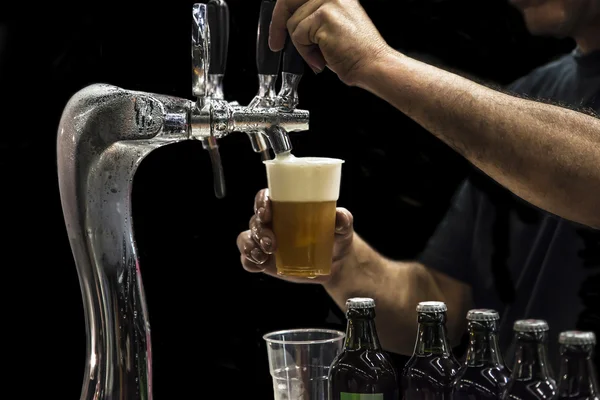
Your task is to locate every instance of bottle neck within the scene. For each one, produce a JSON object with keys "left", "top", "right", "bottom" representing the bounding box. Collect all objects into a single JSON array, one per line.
[
  {"left": 344, "top": 308, "right": 381, "bottom": 351},
  {"left": 558, "top": 345, "right": 599, "bottom": 397},
  {"left": 511, "top": 331, "right": 554, "bottom": 381},
  {"left": 465, "top": 321, "right": 504, "bottom": 366},
  {"left": 414, "top": 312, "right": 452, "bottom": 356}
]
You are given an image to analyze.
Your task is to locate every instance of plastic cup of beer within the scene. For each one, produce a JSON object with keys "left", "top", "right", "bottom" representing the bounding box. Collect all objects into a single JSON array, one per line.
[
  {"left": 264, "top": 155, "right": 344, "bottom": 278},
  {"left": 263, "top": 328, "right": 345, "bottom": 400}
]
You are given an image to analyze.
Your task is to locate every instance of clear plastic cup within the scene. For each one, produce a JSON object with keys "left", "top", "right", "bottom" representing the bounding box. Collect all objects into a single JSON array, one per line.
[
  {"left": 264, "top": 156, "right": 344, "bottom": 278},
  {"left": 263, "top": 328, "right": 346, "bottom": 400}
]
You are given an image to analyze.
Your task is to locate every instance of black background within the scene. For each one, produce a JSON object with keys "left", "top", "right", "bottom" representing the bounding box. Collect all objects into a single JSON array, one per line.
[{"left": 0, "top": 1, "right": 574, "bottom": 398}]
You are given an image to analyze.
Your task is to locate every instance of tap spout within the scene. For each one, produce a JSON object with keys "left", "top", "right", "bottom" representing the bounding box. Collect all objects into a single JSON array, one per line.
[
  {"left": 57, "top": 83, "right": 191, "bottom": 400},
  {"left": 264, "top": 125, "right": 293, "bottom": 155},
  {"left": 233, "top": 106, "right": 307, "bottom": 155}
]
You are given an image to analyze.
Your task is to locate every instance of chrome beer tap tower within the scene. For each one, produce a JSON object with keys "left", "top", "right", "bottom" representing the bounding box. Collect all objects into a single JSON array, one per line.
[{"left": 56, "top": 2, "right": 307, "bottom": 399}]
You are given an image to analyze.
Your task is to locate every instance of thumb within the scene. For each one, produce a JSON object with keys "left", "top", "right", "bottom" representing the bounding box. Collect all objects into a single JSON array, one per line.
[{"left": 335, "top": 208, "right": 354, "bottom": 235}]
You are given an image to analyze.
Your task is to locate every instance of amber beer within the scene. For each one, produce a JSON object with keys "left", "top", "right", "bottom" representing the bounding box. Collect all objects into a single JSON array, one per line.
[{"left": 264, "top": 155, "right": 344, "bottom": 278}]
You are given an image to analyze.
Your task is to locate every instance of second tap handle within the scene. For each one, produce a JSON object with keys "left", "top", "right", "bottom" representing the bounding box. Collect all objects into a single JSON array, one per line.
[
  {"left": 282, "top": 37, "right": 305, "bottom": 76},
  {"left": 257, "top": 0, "right": 281, "bottom": 75},
  {"left": 207, "top": 0, "right": 229, "bottom": 75},
  {"left": 192, "top": 3, "right": 209, "bottom": 98}
]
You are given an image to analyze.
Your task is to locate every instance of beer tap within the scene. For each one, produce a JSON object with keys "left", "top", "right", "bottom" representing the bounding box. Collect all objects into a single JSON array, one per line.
[
  {"left": 247, "top": 0, "right": 282, "bottom": 161},
  {"left": 203, "top": 0, "right": 229, "bottom": 198},
  {"left": 56, "top": 3, "right": 309, "bottom": 400},
  {"left": 250, "top": 0, "right": 281, "bottom": 110},
  {"left": 206, "top": 0, "right": 228, "bottom": 101},
  {"left": 265, "top": 37, "right": 305, "bottom": 156},
  {"left": 191, "top": 1, "right": 308, "bottom": 194},
  {"left": 277, "top": 36, "right": 305, "bottom": 112},
  {"left": 248, "top": 0, "right": 306, "bottom": 157}
]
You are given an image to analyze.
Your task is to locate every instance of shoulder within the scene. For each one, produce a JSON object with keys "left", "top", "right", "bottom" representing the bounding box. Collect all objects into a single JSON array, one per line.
[{"left": 506, "top": 52, "right": 575, "bottom": 95}]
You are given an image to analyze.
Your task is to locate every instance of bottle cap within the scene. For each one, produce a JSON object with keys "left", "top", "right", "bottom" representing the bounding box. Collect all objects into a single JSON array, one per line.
[
  {"left": 346, "top": 297, "right": 375, "bottom": 309},
  {"left": 513, "top": 319, "right": 549, "bottom": 333},
  {"left": 467, "top": 309, "right": 500, "bottom": 321},
  {"left": 416, "top": 301, "right": 447, "bottom": 313},
  {"left": 559, "top": 331, "right": 596, "bottom": 345}
]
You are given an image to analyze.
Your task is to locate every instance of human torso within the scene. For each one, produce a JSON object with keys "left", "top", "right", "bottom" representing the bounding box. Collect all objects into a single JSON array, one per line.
[{"left": 469, "top": 49, "right": 600, "bottom": 368}]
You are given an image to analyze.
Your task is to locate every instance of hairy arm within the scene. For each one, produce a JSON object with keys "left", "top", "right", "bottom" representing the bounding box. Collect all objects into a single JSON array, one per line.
[
  {"left": 355, "top": 50, "right": 600, "bottom": 228},
  {"left": 324, "top": 234, "right": 473, "bottom": 356}
]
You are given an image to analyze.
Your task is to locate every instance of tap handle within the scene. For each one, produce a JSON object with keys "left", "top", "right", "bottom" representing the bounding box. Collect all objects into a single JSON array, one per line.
[
  {"left": 275, "top": 38, "right": 304, "bottom": 110},
  {"left": 192, "top": 3, "right": 210, "bottom": 98},
  {"left": 282, "top": 37, "right": 304, "bottom": 76},
  {"left": 207, "top": 0, "right": 229, "bottom": 76},
  {"left": 257, "top": 0, "right": 281, "bottom": 75}
]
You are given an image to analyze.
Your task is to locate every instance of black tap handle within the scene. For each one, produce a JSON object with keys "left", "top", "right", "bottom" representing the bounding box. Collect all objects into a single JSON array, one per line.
[
  {"left": 257, "top": 0, "right": 281, "bottom": 75},
  {"left": 282, "top": 37, "right": 304, "bottom": 76},
  {"left": 207, "top": 0, "right": 229, "bottom": 75}
]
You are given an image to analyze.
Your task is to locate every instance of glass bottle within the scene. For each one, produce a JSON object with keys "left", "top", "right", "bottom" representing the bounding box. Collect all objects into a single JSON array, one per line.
[
  {"left": 502, "top": 319, "right": 557, "bottom": 400},
  {"left": 329, "top": 297, "right": 399, "bottom": 400},
  {"left": 557, "top": 330, "right": 599, "bottom": 400},
  {"left": 452, "top": 309, "right": 511, "bottom": 399},
  {"left": 401, "top": 301, "right": 460, "bottom": 399}
]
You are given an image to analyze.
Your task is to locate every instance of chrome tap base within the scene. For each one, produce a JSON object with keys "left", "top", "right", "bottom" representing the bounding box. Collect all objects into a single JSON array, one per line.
[{"left": 57, "top": 3, "right": 309, "bottom": 400}]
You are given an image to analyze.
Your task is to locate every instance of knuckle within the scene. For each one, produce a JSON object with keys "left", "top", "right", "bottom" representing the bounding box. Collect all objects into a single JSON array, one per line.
[
  {"left": 251, "top": 248, "right": 269, "bottom": 265},
  {"left": 344, "top": 210, "right": 354, "bottom": 226},
  {"left": 254, "top": 196, "right": 260, "bottom": 213},
  {"left": 314, "top": 29, "right": 328, "bottom": 46},
  {"left": 336, "top": 0, "right": 354, "bottom": 7},
  {"left": 254, "top": 189, "right": 266, "bottom": 210},
  {"left": 320, "top": 3, "right": 337, "bottom": 20},
  {"left": 311, "top": 8, "right": 327, "bottom": 29},
  {"left": 242, "top": 235, "right": 255, "bottom": 252},
  {"left": 290, "top": 28, "right": 304, "bottom": 44},
  {"left": 286, "top": 17, "right": 295, "bottom": 32},
  {"left": 236, "top": 231, "right": 246, "bottom": 250},
  {"left": 250, "top": 217, "right": 264, "bottom": 240}
]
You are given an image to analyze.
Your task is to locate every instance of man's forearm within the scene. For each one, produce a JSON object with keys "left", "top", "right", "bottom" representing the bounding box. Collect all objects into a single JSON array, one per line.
[
  {"left": 324, "top": 233, "right": 472, "bottom": 355},
  {"left": 357, "top": 50, "right": 600, "bottom": 228}
]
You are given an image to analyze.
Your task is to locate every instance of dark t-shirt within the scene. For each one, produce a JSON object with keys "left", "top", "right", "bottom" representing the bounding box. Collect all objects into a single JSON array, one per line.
[{"left": 418, "top": 48, "right": 600, "bottom": 369}]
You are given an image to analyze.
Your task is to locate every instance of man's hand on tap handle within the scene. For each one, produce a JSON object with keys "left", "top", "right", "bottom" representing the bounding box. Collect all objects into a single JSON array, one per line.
[
  {"left": 269, "top": 0, "right": 390, "bottom": 85},
  {"left": 236, "top": 188, "right": 354, "bottom": 284}
]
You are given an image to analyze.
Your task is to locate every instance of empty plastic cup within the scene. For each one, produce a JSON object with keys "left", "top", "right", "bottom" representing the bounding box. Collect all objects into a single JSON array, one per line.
[{"left": 263, "top": 328, "right": 345, "bottom": 400}]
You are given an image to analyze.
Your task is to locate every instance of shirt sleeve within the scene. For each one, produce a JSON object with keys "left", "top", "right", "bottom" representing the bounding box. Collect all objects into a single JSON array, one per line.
[{"left": 416, "top": 179, "right": 479, "bottom": 285}]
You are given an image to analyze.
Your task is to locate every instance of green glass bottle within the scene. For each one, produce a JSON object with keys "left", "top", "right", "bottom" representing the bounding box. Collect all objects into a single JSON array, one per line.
[{"left": 329, "top": 297, "right": 399, "bottom": 400}]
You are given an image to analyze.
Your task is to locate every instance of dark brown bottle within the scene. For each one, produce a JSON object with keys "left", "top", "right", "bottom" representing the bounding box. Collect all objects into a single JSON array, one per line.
[
  {"left": 502, "top": 319, "right": 557, "bottom": 400},
  {"left": 451, "top": 309, "right": 511, "bottom": 399},
  {"left": 557, "top": 331, "right": 599, "bottom": 400},
  {"left": 329, "top": 297, "right": 399, "bottom": 400},
  {"left": 401, "top": 301, "right": 460, "bottom": 399}
]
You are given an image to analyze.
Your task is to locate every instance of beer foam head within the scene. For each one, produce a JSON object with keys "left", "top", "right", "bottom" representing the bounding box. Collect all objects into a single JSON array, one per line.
[{"left": 264, "top": 154, "right": 344, "bottom": 202}]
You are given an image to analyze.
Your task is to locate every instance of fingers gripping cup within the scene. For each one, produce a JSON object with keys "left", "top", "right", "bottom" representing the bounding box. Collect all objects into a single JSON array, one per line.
[{"left": 264, "top": 155, "right": 344, "bottom": 278}]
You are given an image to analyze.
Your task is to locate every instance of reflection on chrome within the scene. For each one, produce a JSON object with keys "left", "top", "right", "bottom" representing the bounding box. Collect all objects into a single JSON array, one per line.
[{"left": 57, "top": 2, "right": 310, "bottom": 400}]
